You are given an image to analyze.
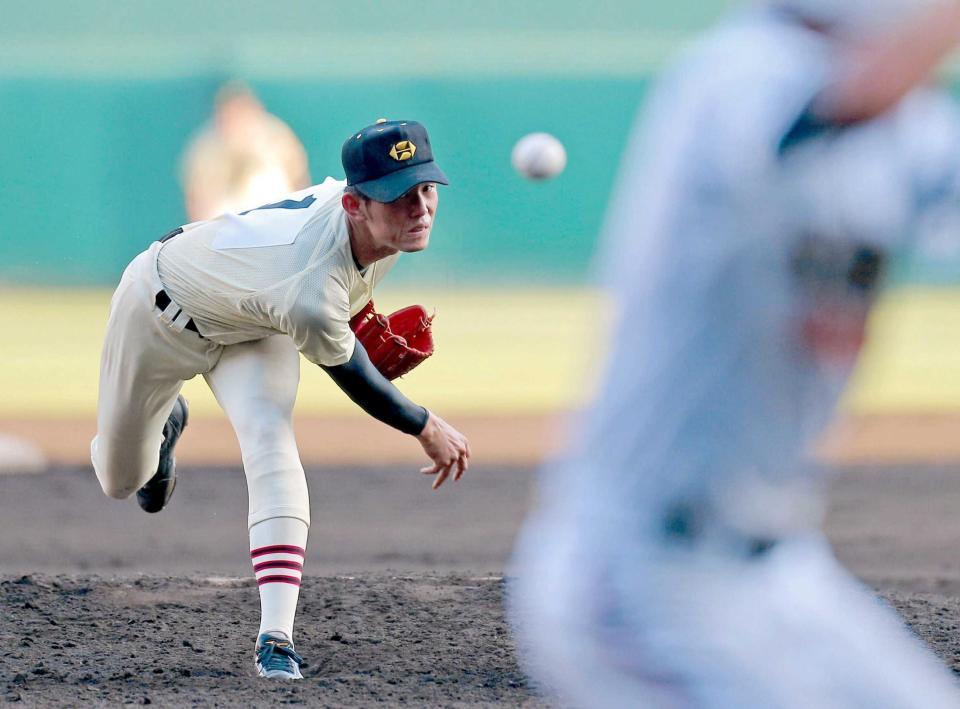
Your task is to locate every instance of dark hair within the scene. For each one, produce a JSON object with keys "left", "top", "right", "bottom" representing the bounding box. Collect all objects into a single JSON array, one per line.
[{"left": 342, "top": 185, "right": 369, "bottom": 202}]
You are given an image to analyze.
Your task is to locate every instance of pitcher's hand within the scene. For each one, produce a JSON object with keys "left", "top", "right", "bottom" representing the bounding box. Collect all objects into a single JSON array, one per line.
[{"left": 416, "top": 411, "right": 470, "bottom": 490}]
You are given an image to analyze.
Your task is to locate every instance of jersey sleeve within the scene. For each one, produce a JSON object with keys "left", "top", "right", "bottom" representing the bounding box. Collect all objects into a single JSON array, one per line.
[
  {"left": 282, "top": 268, "right": 356, "bottom": 367},
  {"left": 709, "top": 19, "right": 960, "bottom": 249},
  {"left": 694, "top": 23, "right": 960, "bottom": 249},
  {"left": 779, "top": 88, "right": 960, "bottom": 249}
]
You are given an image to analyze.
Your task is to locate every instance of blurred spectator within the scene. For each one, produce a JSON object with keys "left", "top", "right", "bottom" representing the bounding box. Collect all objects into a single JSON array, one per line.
[{"left": 181, "top": 81, "right": 311, "bottom": 221}]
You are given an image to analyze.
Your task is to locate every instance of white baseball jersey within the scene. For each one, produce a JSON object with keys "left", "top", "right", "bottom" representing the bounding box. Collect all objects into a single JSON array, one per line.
[
  {"left": 511, "top": 9, "right": 960, "bottom": 706},
  {"left": 556, "top": 7, "right": 960, "bottom": 533},
  {"left": 157, "top": 177, "right": 399, "bottom": 367}
]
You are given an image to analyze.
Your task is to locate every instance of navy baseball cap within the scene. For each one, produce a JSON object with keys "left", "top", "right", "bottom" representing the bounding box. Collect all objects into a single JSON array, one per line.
[{"left": 341, "top": 119, "right": 448, "bottom": 203}]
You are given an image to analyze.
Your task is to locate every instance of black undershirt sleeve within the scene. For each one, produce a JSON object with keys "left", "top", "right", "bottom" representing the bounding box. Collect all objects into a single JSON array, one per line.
[{"left": 320, "top": 341, "right": 430, "bottom": 436}]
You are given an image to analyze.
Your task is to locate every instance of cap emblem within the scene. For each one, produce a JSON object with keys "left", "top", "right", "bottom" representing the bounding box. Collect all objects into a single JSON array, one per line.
[{"left": 389, "top": 140, "right": 417, "bottom": 161}]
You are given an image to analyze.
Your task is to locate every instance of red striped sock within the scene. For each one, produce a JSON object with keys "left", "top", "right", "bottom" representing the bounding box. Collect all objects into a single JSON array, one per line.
[
  {"left": 249, "top": 518, "right": 308, "bottom": 639},
  {"left": 251, "top": 545, "right": 305, "bottom": 587}
]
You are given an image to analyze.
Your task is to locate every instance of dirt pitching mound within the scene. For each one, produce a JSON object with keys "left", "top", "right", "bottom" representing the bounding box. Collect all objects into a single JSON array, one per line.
[
  {"left": 3, "top": 573, "right": 959, "bottom": 706},
  {"left": 1, "top": 573, "right": 533, "bottom": 706}
]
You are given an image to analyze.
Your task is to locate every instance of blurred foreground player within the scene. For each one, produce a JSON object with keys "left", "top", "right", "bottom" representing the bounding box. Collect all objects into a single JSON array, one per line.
[
  {"left": 92, "top": 119, "right": 470, "bottom": 679},
  {"left": 511, "top": 2, "right": 960, "bottom": 706}
]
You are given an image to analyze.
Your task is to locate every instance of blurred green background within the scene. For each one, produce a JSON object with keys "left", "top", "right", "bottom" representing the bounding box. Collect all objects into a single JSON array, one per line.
[
  {"left": 3, "top": 0, "right": 960, "bottom": 421},
  {"left": 0, "top": 0, "right": 731, "bottom": 286}
]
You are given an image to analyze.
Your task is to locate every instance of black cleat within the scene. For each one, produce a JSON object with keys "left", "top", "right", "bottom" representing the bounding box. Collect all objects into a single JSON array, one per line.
[{"left": 136, "top": 395, "right": 189, "bottom": 513}]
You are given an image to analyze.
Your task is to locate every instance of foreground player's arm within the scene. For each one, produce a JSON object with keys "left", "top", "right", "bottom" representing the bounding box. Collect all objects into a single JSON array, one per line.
[
  {"left": 815, "top": 2, "right": 960, "bottom": 123},
  {"left": 321, "top": 342, "right": 470, "bottom": 489}
]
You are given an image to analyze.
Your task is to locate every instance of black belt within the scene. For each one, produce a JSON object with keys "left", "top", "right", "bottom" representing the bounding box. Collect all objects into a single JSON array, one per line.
[{"left": 155, "top": 290, "right": 202, "bottom": 335}]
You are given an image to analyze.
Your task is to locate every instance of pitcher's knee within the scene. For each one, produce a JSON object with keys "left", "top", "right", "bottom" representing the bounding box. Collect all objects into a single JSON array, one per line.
[
  {"left": 99, "top": 477, "right": 138, "bottom": 500},
  {"left": 93, "top": 459, "right": 138, "bottom": 499},
  {"left": 90, "top": 436, "right": 151, "bottom": 500}
]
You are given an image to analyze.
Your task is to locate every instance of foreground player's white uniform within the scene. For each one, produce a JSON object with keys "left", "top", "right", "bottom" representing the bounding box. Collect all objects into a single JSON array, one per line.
[
  {"left": 511, "top": 9, "right": 960, "bottom": 708},
  {"left": 92, "top": 177, "right": 397, "bottom": 529}
]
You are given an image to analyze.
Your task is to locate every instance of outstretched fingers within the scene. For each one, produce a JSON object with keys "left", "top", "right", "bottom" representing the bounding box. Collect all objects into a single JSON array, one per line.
[
  {"left": 431, "top": 461, "right": 455, "bottom": 490},
  {"left": 421, "top": 463, "right": 441, "bottom": 476},
  {"left": 416, "top": 416, "right": 470, "bottom": 490},
  {"left": 454, "top": 449, "right": 469, "bottom": 481},
  {"left": 420, "top": 459, "right": 453, "bottom": 489}
]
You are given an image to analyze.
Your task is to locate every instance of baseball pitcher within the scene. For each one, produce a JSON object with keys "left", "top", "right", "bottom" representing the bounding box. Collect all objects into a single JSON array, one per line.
[{"left": 91, "top": 119, "right": 470, "bottom": 680}]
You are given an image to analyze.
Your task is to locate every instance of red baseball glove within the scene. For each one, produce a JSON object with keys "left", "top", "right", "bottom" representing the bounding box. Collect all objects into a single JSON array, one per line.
[{"left": 349, "top": 300, "right": 435, "bottom": 380}]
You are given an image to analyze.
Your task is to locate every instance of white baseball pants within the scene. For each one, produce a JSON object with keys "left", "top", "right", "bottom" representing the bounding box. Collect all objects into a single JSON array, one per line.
[
  {"left": 91, "top": 241, "right": 310, "bottom": 527},
  {"left": 510, "top": 511, "right": 960, "bottom": 709}
]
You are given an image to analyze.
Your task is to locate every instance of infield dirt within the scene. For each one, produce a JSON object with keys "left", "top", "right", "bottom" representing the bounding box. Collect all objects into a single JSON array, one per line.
[{"left": 2, "top": 463, "right": 960, "bottom": 705}]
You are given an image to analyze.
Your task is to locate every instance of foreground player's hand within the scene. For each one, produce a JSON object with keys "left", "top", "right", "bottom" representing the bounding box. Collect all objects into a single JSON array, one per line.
[{"left": 416, "top": 411, "right": 470, "bottom": 490}]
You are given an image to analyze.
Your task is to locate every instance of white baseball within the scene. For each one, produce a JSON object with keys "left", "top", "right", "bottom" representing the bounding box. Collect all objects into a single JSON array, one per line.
[{"left": 511, "top": 132, "right": 567, "bottom": 180}]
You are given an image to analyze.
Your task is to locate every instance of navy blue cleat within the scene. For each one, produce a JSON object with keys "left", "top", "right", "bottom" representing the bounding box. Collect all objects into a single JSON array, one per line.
[
  {"left": 255, "top": 632, "right": 304, "bottom": 680},
  {"left": 136, "top": 395, "right": 189, "bottom": 513}
]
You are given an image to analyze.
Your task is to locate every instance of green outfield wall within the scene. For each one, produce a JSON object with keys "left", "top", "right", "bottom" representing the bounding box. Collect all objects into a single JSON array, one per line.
[
  {"left": 0, "top": 0, "right": 734, "bottom": 286},
  {"left": 0, "top": 76, "right": 649, "bottom": 286},
  {"left": 6, "top": 0, "right": 960, "bottom": 287}
]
